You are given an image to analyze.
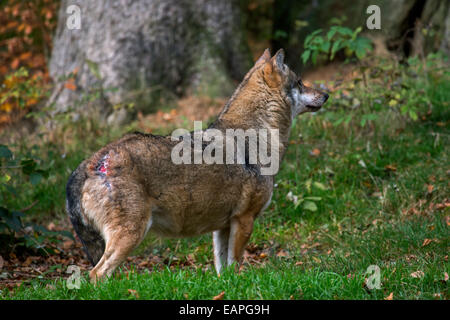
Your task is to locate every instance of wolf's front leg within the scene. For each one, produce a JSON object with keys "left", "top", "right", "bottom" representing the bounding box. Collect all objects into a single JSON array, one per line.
[
  {"left": 213, "top": 227, "right": 230, "bottom": 275},
  {"left": 227, "top": 215, "right": 255, "bottom": 269}
]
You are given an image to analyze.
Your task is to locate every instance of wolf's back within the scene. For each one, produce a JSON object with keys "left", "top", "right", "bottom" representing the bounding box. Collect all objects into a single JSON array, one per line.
[{"left": 66, "top": 161, "right": 105, "bottom": 266}]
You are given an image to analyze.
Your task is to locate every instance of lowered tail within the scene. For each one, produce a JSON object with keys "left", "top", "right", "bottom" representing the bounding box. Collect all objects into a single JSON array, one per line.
[{"left": 66, "top": 161, "right": 105, "bottom": 266}]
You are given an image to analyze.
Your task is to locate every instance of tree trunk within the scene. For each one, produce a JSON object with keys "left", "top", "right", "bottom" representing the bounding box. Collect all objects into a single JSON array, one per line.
[{"left": 48, "top": 0, "right": 252, "bottom": 125}]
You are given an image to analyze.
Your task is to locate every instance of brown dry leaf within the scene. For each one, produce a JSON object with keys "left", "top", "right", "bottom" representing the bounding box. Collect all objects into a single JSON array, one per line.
[
  {"left": 23, "top": 256, "right": 33, "bottom": 267},
  {"left": 26, "top": 98, "right": 38, "bottom": 107},
  {"left": 426, "top": 184, "right": 434, "bottom": 194},
  {"left": 384, "top": 164, "right": 397, "bottom": 172},
  {"left": 410, "top": 271, "right": 424, "bottom": 278},
  {"left": 19, "top": 52, "right": 32, "bottom": 61},
  {"left": 138, "top": 260, "right": 149, "bottom": 268},
  {"left": 310, "top": 148, "right": 321, "bottom": 157},
  {"left": 276, "top": 249, "right": 289, "bottom": 258},
  {"left": 213, "top": 291, "right": 225, "bottom": 300},
  {"left": 64, "top": 81, "right": 77, "bottom": 91},
  {"left": 62, "top": 240, "right": 74, "bottom": 250},
  {"left": 384, "top": 292, "right": 394, "bottom": 300},
  {"left": 0, "top": 102, "right": 13, "bottom": 113},
  {"left": 24, "top": 25, "right": 32, "bottom": 35},
  {"left": 127, "top": 289, "right": 140, "bottom": 299},
  {"left": 422, "top": 238, "right": 432, "bottom": 247},
  {"left": 45, "top": 10, "right": 53, "bottom": 20},
  {"left": 11, "top": 58, "right": 20, "bottom": 69},
  {"left": 295, "top": 261, "right": 303, "bottom": 266}
]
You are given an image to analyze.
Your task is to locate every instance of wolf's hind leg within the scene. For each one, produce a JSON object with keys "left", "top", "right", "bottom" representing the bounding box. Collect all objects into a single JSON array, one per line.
[
  {"left": 89, "top": 224, "right": 147, "bottom": 282},
  {"left": 89, "top": 201, "right": 151, "bottom": 282},
  {"left": 213, "top": 227, "right": 230, "bottom": 275}
]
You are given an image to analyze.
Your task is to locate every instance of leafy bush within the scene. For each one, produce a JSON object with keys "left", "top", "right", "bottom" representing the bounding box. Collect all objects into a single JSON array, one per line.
[
  {"left": 302, "top": 26, "right": 373, "bottom": 65},
  {"left": 299, "top": 21, "right": 449, "bottom": 125},
  {"left": 327, "top": 52, "right": 448, "bottom": 126},
  {"left": 0, "top": 144, "right": 72, "bottom": 255}
]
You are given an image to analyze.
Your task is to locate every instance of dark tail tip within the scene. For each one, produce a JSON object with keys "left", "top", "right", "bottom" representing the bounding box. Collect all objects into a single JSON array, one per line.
[{"left": 66, "top": 163, "right": 105, "bottom": 266}]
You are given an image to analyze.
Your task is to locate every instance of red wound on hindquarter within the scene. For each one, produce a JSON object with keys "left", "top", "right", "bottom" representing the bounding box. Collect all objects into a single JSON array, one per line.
[{"left": 90, "top": 154, "right": 110, "bottom": 176}]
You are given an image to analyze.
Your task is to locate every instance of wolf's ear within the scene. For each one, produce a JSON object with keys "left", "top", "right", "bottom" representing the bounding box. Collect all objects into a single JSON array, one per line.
[
  {"left": 254, "top": 48, "right": 271, "bottom": 67},
  {"left": 272, "top": 49, "right": 287, "bottom": 73},
  {"left": 263, "top": 48, "right": 286, "bottom": 87}
]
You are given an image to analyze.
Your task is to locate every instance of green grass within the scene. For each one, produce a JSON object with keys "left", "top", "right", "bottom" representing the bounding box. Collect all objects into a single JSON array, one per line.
[{"left": 1, "top": 58, "right": 449, "bottom": 300}]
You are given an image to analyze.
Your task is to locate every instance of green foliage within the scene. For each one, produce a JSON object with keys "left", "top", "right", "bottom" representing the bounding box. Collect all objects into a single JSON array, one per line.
[
  {"left": 0, "top": 144, "right": 72, "bottom": 254},
  {"left": 0, "top": 67, "right": 46, "bottom": 111},
  {"left": 327, "top": 52, "right": 448, "bottom": 124},
  {"left": 302, "top": 26, "right": 372, "bottom": 65}
]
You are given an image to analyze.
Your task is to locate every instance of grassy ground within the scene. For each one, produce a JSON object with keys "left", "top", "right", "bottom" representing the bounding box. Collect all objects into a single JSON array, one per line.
[{"left": 1, "top": 58, "right": 449, "bottom": 300}]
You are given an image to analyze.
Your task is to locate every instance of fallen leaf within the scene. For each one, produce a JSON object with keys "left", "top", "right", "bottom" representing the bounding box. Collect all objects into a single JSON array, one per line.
[
  {"left": 64, "top": 81, "right": 77, "bottom": 91},
  {"left": 295, "top": 261, "right": 303, "bottom": 266},
  {"left": 276, "top": 250, "right": 289, "bottom": 258},
  {"left": 62, "top": 240, "right": 74, "bottom": 250},
  {"left": 310, "top": 148, "right": 321, "bottom": 157},
  {"left": 138, "top": 261, "right": 149, "bottom": 268},
  {"left": 410, "top": 271, "right": 424, "bottom": 278},
  {"left": 213, "top": 291, "right": 225, "bottom": 300},
  {"left": 127, "top": 289, "right": 140, "bottom": 299},
  {"left": 19, "top": 52, "right": 32, "bottom": 61},
  {"left": 23, "top": 256, "right": 33, "bottom": 267},
  {"left": 426, "top": 184, "right": 434, "bottom": 194},
  {"left": 422, "top": 238, "right": 432, "bottom": 247},
  {"left": 11, "top": 58, "right": 20, "bottom": 69},
  {"left": 384, "top": 292, "right": 394, "bottom": 300},
  {"left": 384, "top": 164, "right": 397, "bottom": 172},
  {"left": 371, "top": 192, "right": 383, "bottom": 198},
  {"left": 24, "top": 25, "right": 32, "bottom": 35}
]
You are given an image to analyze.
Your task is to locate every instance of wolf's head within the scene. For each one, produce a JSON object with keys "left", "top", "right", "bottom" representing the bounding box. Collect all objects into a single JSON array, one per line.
[{"left": 248, "top": 48, "right": 329, "bottom": 118}]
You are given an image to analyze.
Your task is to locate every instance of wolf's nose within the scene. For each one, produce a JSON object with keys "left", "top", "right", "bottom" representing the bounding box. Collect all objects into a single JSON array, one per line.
[{"left": 323, "top": 93, "right": 329, "bottom": 102}]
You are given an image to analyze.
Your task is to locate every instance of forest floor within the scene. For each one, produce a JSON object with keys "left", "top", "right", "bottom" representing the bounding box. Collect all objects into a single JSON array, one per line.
[{"left": 0, "top": 60, "right": 449, "bottom": 300}]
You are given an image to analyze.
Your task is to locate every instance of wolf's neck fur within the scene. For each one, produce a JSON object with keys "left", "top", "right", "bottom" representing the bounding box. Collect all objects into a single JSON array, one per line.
[{"left": 212, "top": 76, "right": 293, "bottom": 163}]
